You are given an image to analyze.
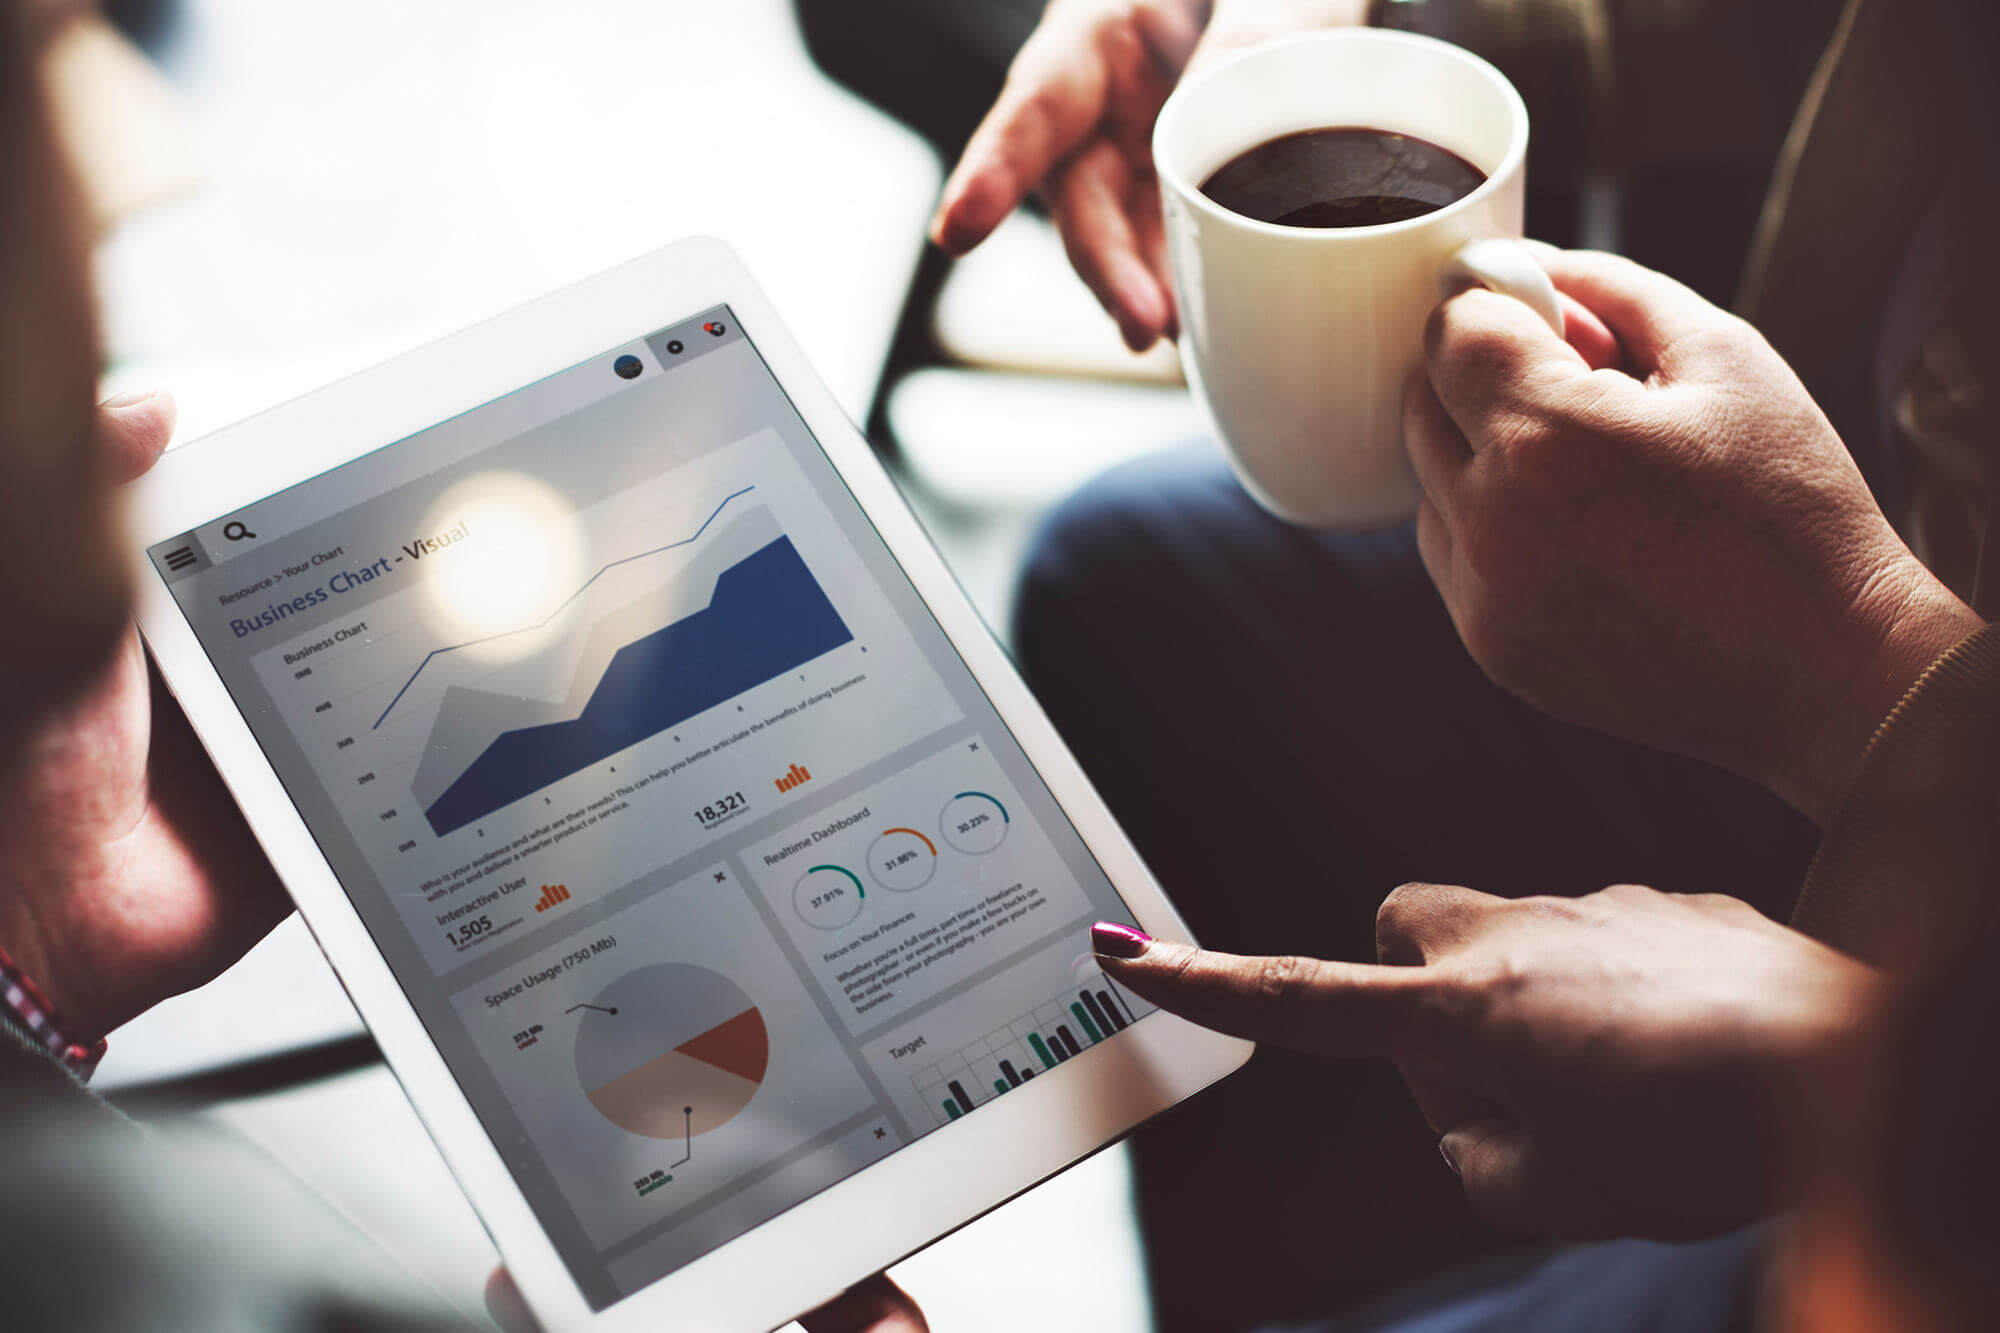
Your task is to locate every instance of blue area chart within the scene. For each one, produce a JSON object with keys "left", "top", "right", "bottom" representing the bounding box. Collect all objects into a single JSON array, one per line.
[{"left": 422, "top": 536, "right": 851, "bottom": 836}]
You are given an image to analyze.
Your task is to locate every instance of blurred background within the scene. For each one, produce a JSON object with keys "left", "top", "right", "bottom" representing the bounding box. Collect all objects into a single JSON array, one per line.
[{"left": 47, "top": 0, "right": 1800, "bottom": 1326}]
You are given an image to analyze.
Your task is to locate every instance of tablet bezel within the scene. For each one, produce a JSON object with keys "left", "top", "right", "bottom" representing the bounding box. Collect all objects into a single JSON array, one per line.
[{"left": 130, "top": 236, "right": 1251, "bottom": 1331}]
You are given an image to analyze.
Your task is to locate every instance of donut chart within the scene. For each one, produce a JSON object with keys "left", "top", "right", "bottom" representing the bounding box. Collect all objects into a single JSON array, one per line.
[
  {"left": 574, "top": 964, "right": 768, "bottom": 1139},
  {"left": 794, "top": 864, "right": 865, "bottom": 929},
  {"left": 868, "top": 827, "right": 938, "bottom": 891},
  {"left": 940, "top": 791, "right": 1009, "bottom": 854}
]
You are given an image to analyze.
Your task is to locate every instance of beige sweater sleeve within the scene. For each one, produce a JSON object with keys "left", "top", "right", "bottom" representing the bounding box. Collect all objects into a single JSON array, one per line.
[{"left": 1790, "top": 622, "right": 2000, "bottom": 967}]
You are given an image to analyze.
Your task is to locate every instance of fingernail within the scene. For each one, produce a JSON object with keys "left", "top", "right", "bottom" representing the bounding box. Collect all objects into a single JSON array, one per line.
[
  {"left": 100, "top": 386, "right": 160, "bottom": 409},
  {"left": 1520, "top": 238, "right": 1561, "bottom": 261},
  {"left": 1438, "top": 1138, "right": 1462, "bottom": 1177},
  {"left": 1091, "top": 922, "right": 1153, "bottom": 959}
]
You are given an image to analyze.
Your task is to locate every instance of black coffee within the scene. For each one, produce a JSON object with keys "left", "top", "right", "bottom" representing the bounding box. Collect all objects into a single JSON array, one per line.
[{"left": 1199, "top": 127, "right": 1487, "bottom": 228}]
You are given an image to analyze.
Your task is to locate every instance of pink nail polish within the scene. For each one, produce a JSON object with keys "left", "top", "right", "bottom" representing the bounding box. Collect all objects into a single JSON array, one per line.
[{"left": 1091, "top": 922, "right": 1152, "bottom": 959}]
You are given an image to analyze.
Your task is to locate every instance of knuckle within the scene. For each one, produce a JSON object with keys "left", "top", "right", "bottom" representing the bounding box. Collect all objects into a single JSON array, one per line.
[
  {"left": 1473, "top": 405, "right": 1551, "bottom": 461},
  {"left": 1376, "top": 883, "right": 1432, "bottom": 937},
  {"left": 1095, "top": 6, "right": 1146, "bottom": 53},
  {"left": 1016, "top": 81, "right": 1071, "bottom": 134},
  {"left": 1449, "top": 953, "right": 1529, "bottom": 1015},
  {"left": 1671, "top": 313, "right": 1768, "bottom": 377},
  {"left": 1521, "top": 892, "right": 1614, "bottom": 932},
  {"left": 1053, "top": 204, "right": 1119, "bottom": 285},
  {"left": 1249, "top": 954, "right": 1315, "bottom": 1012},
  {"left": 1512, "top": 892, "right": 1583, "bottom": 920},
  {"left": 1687, "top": 891, "right": 1752, "bottom": 914},
  {"left": 1424, "top": 969, "right": 1488, "bottom": 1026},
  {"left": 1485, "top": 395, "right": 1600, "bottom": 468},
  {"left": 1594, "top": 882, "right": 1661, "bottom": 910},
  {"left": 1159, "top": 941, "right": 1205, "bottom": 990},
  {"left": 1401, "top": 970, "right": 1486, "bottom": 1057},
  {"left": 1436, "top": 310, "right": 1522, "bottom": 381}
]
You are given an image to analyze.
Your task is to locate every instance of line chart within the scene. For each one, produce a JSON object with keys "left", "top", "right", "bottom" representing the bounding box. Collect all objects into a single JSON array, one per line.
[{"left": 371, "top": 485, "right": 756, "bottom": 729}]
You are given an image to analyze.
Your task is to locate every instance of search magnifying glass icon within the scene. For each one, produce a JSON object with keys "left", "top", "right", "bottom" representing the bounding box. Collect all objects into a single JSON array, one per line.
[{"left": 223, "top": 521, "right": 257, "bottom": 542}]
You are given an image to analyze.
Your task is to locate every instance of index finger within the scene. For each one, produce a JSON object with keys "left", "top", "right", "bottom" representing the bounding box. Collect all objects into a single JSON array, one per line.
[
  {"left": 932, "top": 3, "right": 1202, "bottom": 255},
  {"left": 931, "top": 21, "right": 1110, "bottom": 254},
  {"left": 1097, "top": 936, "right": 1456, "bottom": 1065},
  {"left": 1422, "top": 285, "right": 1600, "bottom": 451}
]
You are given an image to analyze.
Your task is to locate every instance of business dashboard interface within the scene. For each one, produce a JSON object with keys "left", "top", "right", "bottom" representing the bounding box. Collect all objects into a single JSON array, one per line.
[{"left": 152, "top": 309, "right": 1152, "bottom": 1307}]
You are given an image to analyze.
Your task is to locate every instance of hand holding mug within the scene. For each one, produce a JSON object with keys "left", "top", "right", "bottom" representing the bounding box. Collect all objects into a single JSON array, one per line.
[{"left": 1406, "top": 248, "right": 1984, "bottom": 824}]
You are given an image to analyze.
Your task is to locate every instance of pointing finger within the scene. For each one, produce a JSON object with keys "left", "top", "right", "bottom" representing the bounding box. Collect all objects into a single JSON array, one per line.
[{"left": 1090, "top": 926, "right": 1457, "bottom": 1065}]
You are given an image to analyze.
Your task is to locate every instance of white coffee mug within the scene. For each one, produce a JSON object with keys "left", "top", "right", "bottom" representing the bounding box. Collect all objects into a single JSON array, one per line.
[{"left": 1154, "top": 29, "right": 1561, "bottom": 527}]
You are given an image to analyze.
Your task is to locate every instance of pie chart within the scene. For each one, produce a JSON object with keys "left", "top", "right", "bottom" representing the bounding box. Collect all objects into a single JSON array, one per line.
[{"left": 573, "top": 964, "right": 769, "bottom": 1139}]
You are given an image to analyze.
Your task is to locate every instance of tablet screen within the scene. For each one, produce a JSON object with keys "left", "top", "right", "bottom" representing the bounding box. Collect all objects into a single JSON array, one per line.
[{"left": 148, "top": 309, "right": 1155, "bottom": 1307}]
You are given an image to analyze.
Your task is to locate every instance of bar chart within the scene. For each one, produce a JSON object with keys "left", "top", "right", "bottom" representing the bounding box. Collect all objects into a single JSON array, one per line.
[{"left": 911, "top": 975, "right": 1153, "bottom": 1126}]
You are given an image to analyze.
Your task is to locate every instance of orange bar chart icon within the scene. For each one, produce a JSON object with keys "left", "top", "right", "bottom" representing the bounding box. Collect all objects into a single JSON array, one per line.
[
  {"left": 534, "top": 883, "right": 571, "bottom": 913},
  {"left": 774, "top": 763, "right": 812, "bottom": 793}
]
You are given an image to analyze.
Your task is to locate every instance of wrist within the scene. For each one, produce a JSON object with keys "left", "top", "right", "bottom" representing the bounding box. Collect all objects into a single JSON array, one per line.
[
  {"left": 1772, "top": 557, "right": 1984, "bottom": 826},
  {"left": 0, "top": 936, "right": 108, "bottom": 1077},
  {"left": 0, "top": 843, "right": 131, "bottom": 1049}
]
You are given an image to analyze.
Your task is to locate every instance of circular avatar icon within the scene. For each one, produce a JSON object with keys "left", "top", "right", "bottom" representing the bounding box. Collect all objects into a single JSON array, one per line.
[
  {"left": 868, "top": 827, "right": 938, "bottom": 892},
  {"left": 704, "top": 320, "right": 727, "bottom": 337},
  {"left": 665, "top": 339, "right": 685, "bottom": 355},
  {"left": 940, "top": 791, "right": 1009, "bottom": 855},
  {"left": 572, "top": 964, "right": 768, "bottom": 1139},
  {"left": 793, "top": 863, "right": 865, "bottom": 930},
  {"left": 613, "top": 354, "right": 643, "bottom": 379}
]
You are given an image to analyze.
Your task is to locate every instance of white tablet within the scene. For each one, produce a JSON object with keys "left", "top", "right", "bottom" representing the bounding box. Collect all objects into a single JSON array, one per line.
[{"left": 131, "top": 237, "right": 1249, "bottom": 1331}]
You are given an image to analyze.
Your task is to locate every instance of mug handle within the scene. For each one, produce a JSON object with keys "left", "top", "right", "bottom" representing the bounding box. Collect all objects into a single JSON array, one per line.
[{"left": 1437, "top": 238, "right": 1565, "bottom": 339}]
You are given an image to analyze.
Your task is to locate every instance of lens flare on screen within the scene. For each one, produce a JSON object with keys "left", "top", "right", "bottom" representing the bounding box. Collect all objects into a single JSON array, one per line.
[{"left": 418, "top": 472, "right": 586, "bottom": 660}]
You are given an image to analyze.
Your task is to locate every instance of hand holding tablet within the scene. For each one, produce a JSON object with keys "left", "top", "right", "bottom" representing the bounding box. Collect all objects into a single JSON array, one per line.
[{"left": 131, "top": 238, "right": 1248, "bottom": 1331}]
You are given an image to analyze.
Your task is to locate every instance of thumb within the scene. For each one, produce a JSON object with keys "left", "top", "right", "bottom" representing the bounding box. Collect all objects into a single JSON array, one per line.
[
  {"left": 799, "top": 1274, "right": 930, "bottom": 1333},
  {"left": 1440, "top": 1116, "right": 1547, "bottom": 1233},
  {"left": 1422, "top": 281, "right": 1601, "bottom": 447},
  {"left": 483, "top": 1268, "right": 541, "bottom": 1333},
  {"left": 98, "top": 387, "right": 176, "bottom": 484}
]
